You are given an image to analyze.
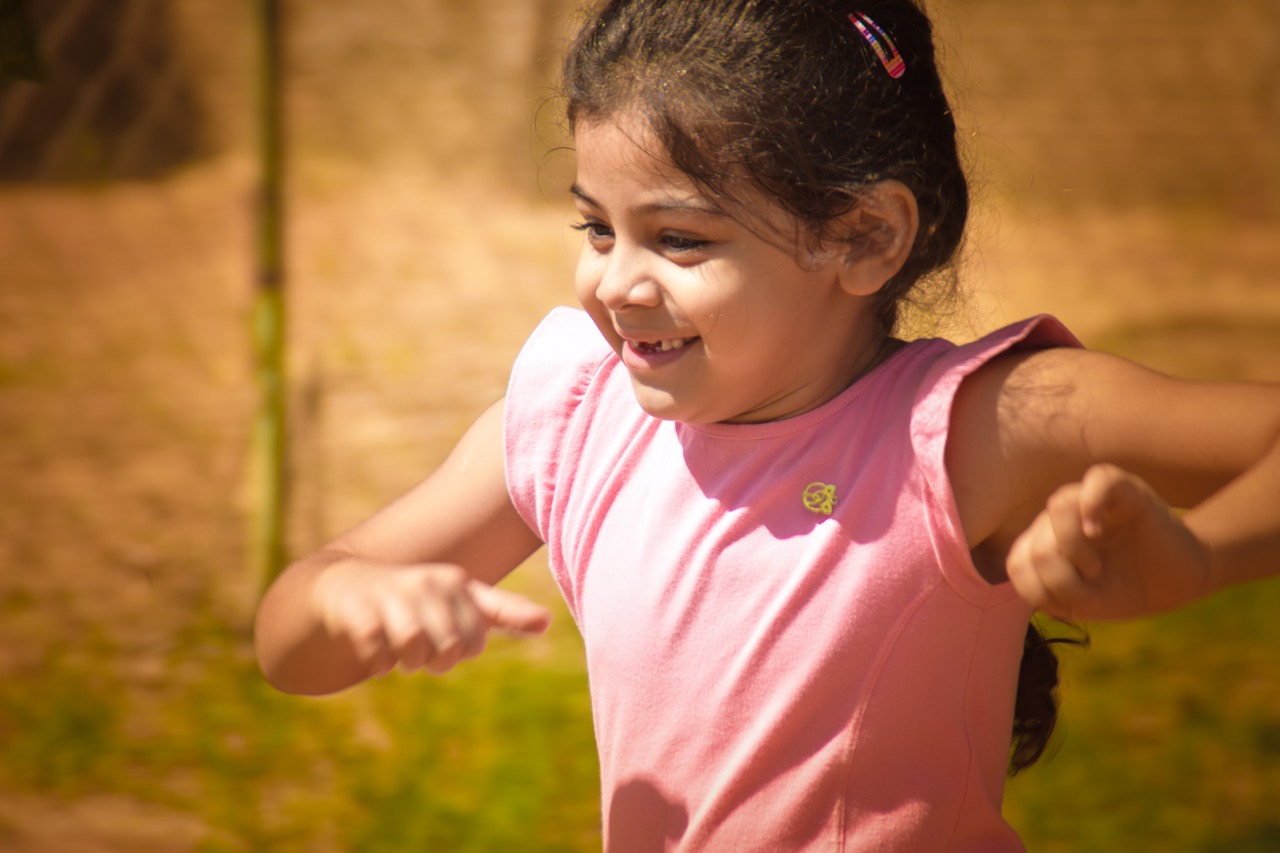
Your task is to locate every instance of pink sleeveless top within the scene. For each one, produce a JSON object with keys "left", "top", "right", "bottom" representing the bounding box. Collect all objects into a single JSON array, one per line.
[{"left": 505, "top": 308, "right": 1079, "bottom": 851}]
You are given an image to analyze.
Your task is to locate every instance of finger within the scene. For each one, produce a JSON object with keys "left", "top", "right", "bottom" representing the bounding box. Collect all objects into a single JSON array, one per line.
[
  {"left": 1030, "top": 531, "right": 1093, "bottom": 615},
  {"left": 1044, "top": 483, "right": 1105, "bottom": 584},
  {"left": 467, "top": 581, "right": 552, "bottom": 635},
  {"left": 368, "top": 648, "right": 397, "bottom": 678},
  {"left": 380, "top": 601, "right": 431, "bottom": 672},
  {"left": 1078, "top": 464, "right": 1122, "bottom": 537},
  {"left": 339, "top": 608, "right": 397, "bottom": 675},
  {"left": 1007, "top": 518, "right": 1071, "bottom": 619},
  {"left": 1078, "top": 463, "right": 1151, "bottom": 538},
  {"left": 450, "top": 588, "right": 489, "bottom": 660},
  {"left": 416, "top": 594, "right": 467, "bottom": 674}
]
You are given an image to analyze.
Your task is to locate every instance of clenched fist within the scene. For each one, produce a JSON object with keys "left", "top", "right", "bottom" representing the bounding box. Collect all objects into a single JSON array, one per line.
[{"left": 1007, "top": 464, "right": 1214, "bottom": 621}]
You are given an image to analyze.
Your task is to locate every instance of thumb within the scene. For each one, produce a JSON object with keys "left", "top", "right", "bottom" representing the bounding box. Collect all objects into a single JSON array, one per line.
[
  {"left": 467, "top": 580, "right": 552, "bottom": 635},
  {"left": 1079, "top": 464, "right": 1150, "bottom": 538}
]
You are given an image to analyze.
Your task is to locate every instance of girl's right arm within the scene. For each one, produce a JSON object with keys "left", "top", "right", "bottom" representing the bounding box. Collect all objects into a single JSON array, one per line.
[{"left": 253, "top": 397, "right": 549, "bottom": 696}]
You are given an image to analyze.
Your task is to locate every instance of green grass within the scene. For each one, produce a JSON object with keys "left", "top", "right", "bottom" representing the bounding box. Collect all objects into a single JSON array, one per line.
[
  {"left": 6, "top": 578, "right": 1277, "bottom": 850},
  {"left": 0, "top": 636, "right": 122, "bottom": 797},
  {"left": 3, "top": 550, "right": 1279, "bottom": 853},
  {"left": 1006, "top": 579, "right": 1280, "bottom": 850},
  {"left": 0, "top": 596, "right": 600, "bottom": 851}
]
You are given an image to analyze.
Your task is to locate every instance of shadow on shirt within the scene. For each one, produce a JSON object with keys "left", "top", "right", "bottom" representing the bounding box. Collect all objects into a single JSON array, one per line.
[{"left": 607, "top": 777, "right": 689, "bottom": 852}]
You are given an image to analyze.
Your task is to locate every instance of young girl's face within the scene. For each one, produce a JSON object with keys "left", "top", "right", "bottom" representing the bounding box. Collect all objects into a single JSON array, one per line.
[{"left": 571, "top": 114, "right": 881, "bottom": 424}]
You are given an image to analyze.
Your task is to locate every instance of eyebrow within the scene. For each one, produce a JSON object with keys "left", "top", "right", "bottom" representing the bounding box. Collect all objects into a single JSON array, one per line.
[{"left": 569, "top": 183, "right": 730, "bottom": 218}]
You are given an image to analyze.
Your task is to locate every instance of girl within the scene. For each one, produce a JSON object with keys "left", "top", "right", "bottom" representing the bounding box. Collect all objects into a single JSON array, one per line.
[{"left": 255, "top": 0, "right": 1280, "bottom": 849}]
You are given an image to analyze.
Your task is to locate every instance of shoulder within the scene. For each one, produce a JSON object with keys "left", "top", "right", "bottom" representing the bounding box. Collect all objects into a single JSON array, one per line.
[
  {"left": 509, "top": 306, "right": 616, "bottom": 393},
  {"left": 950, "top": 339, "right": 1280, "bottom": 562},
  {"left": 506, "top": 307, "right": 622, "bottom": 439},
  {"left": 955, "top": 343, "right": 1272, "bottom": 469},
  {"left": 505, "top": 307, "right": 632, "bottom": 533},
  {"left": 943, "top": 341, "right": 1102, "bottom": 579},
  {"left": 911, "top": 316, "right": 1079, "bottom": 421},
  {"left": 947, "top": 345, "right": 1130, "bottom": 526},
  {"left": 907, "top": 316, "right": 1079, "bottom": 469}
]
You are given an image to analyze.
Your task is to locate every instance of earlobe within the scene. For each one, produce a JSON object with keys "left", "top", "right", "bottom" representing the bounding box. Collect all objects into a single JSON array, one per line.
[{"left": 834, "top": 180, "right": 919, "bottom": 297}]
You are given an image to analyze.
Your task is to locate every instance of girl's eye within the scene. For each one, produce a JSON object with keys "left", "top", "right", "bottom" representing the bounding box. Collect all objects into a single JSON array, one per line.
[
  {"left": 662, "top": 234, "right": 709, "bottom": 254},
  {"left": 570, "top": 221, "right": 613, "bottom": 243},
  {"left": 570, "top": 221, "right": 710, "bottom": 256}
]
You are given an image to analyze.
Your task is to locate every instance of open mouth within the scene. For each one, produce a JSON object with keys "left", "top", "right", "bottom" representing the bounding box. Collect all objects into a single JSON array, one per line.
[{"left": 633, "top": 337, "right": 699, "bottom": 354}]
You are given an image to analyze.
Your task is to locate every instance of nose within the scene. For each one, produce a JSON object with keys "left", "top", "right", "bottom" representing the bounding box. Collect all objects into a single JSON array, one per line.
[{"left": 595, "top": 244, "right": 662, "bottom": 311}]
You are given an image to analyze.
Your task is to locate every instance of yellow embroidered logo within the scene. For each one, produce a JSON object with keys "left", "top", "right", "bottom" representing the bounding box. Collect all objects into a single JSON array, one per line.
[{"left": 802, "top": 482, "right": 838, "bottom": 516}]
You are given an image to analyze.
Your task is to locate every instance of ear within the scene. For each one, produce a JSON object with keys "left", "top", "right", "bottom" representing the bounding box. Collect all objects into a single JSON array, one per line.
[{"left": 831, "top": 180, "right": 919, "bottom": 298}]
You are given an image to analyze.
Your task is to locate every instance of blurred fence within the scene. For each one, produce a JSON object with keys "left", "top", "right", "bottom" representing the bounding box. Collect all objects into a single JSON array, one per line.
[
  {"left": 0, "top": 3, "right": 583, "bottom": 850},
  {"left": 0, "top": 0, "right": 1277, "bottom": 850}
]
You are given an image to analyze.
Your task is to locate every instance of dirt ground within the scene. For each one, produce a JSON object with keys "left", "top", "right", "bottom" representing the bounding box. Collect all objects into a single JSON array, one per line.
[{"left": 0, "top": 0, "right": 1277, "bottom": 849}]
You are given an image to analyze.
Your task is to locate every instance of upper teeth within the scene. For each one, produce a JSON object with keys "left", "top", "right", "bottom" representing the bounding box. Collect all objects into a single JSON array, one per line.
[{"left": 649, "top": 338, "right": 691, "bottom": 352}]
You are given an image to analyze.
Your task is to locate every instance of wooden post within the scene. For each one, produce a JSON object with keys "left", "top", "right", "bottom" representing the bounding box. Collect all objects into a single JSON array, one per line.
[{"left": 250, "top": 0, "right": 287, "bottom": 588}]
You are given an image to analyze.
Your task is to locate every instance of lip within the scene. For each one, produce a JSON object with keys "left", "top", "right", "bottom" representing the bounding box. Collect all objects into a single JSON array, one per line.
[{"left": 619, "top": 335, "right": 701, "bottom": 371}]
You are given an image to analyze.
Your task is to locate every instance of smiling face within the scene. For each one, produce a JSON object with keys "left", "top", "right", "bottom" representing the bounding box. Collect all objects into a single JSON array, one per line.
[{"left": 571, "top": 115, "right": 886, "bottom": 425}]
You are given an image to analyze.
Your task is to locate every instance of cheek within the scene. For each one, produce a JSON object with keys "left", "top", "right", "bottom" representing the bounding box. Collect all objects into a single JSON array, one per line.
[
  {"left": 573, "top": 257, "right": 618, "bottom": 346},
  {"left": 573, "top": 250, "right": 601, "bottom": 307},
  {"left": 682, "top": 267, "right": 742, "bottom": 332}
]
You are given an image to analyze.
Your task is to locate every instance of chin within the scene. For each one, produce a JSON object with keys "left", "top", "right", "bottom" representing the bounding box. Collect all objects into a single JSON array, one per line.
[{"left": 629, "top": 382, "right": 697, "bottom": 423}]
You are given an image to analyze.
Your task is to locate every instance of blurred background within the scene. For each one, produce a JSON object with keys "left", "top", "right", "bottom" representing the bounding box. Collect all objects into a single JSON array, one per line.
[{"left": 0, "top": 0, "right": 1276, "bottom": 850}]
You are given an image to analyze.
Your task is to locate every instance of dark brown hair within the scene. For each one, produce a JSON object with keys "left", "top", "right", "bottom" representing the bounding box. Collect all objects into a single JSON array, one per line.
[
  {"left": 563, "top": 0, "right": 1073, "bottom": 775},
  {"left": 563, "top": 0, "right": 967, "bottom": 334}
]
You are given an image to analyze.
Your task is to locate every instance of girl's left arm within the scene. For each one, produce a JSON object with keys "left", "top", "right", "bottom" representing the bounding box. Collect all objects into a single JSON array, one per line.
[{"left": 949, "top": 347, "right": 1280, "bottom": 621}]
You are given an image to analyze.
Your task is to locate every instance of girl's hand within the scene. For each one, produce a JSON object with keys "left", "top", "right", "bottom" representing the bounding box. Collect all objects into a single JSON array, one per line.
[
  {"left": 313, "top": 560, "right": 551, "bottom": 677},
  {"left": 1007, "top": 464, "right": 1215, "bottom": 621}
]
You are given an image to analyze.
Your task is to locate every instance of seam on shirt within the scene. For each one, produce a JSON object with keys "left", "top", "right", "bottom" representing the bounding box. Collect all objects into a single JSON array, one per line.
[
  {"left": 833, "top": 576, "right": 946, "bottom": 851},
  {"left": 507, "top": 311, "right": 617, "bottom": 613},
  {"left": 920, "top": 464, "right": 1013, "bottom": 609},
  {"left": 552, "top": 350, "right": 626, "bottom": 611},
  {"left": 943, "top": 602, "right": 989, "bottom": 851}
]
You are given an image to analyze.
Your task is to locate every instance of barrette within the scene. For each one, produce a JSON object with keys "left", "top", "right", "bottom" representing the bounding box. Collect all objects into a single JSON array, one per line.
[{"left": 849, "top": 11, "right": 906, "bottom": 79}]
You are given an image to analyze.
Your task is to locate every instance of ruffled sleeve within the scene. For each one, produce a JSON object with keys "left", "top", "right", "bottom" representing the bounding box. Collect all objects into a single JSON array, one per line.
[
  {"left": 503, "top": 307, "right": 616, "bottom": 542},
  {"left": 910, "top": 315, "right": 1082, "bottom": 601}
]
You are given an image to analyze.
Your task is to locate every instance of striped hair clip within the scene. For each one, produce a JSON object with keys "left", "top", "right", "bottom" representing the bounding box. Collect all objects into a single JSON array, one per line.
[{"left": 849, "top": 11, "right": 906, "bottom": 79}]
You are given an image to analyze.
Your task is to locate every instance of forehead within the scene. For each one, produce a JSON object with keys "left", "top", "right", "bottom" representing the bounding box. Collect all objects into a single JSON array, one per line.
[
  {"left": 572, "top": 114, "right": 810, "bottom": 252},
  {"left": 572, "top": 115, "right": 704, "bottom": 205}
]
